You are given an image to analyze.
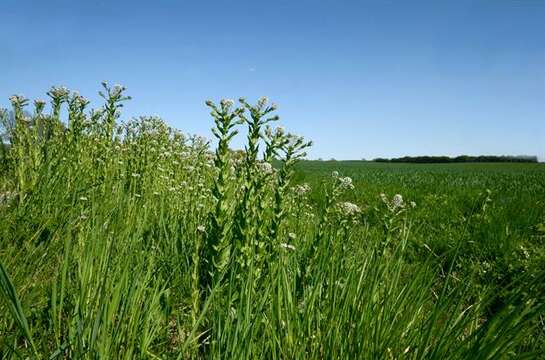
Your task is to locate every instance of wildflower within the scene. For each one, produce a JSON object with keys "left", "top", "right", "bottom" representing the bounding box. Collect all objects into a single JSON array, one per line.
[
  {"left": 79, "top": 196, "right": 88, "bottom": 201},
  {"left": 338, "top": 176, "right": 354, "bottom": 190},
  {"left": 111, "top": 84, "right": 125, "bottom": 97},
  {"left": 0, "top": 191, "right": 16, "bottom": 204},
  {"left": 288, "top": 232, "right": 296, "bottom": 240},
  {"left": 153, "top": 191, "right": 160, "bottom": 196},
  {"left": 9, "top": 94, "right": 28, "bottom": 106},
  {"left": 337, "top": 201, "right": 361, "bottom": 216},
  {"left": 131, "top": 173, "right": 140, "bottom": 178},
  {"left": 197, "top": 225, "right": 206, "bottom": 233},
  {"left": 294, "top": 183, "right": 311, "bottom": 196},
  {"left": 257, "top": 161, "right": 274, "bottom": 175},
  {"left": 34, "top": 99, "right": 46, "bottom": 107},
  {"left": 392, "top": 194, "right": 404, "bottom": 209},
  {"left": 220, "top": 99, "right": 234, "bottom": 109},
  {"left": 332, "top": 171, "right": 339, "bottom": 178},
  {"left": 410, "top": 201, "right": 416, "bottom": 208},
  {"left": 47, "top": 86, "right": 70, "bottom": 101},
  {"left": 280, "top": 243, "right": 296, "bottom": 251}
]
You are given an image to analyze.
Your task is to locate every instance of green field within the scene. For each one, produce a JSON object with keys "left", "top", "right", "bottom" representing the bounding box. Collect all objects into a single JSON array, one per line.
[{"left": 1, "top": 87, "right": 544, "bottom": 358}]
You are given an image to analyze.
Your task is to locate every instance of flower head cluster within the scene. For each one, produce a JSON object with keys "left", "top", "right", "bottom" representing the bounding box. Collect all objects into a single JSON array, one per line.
[
  {"left": 257, "top": 161, "right": 274, "bottom": 175},
  {"left": 9, "top": 94, "right": 29, "bottom": 108},
  {"left": 338, "top": 176, "right": 354, "bottom": 190},
  {"left": 47, "top": 86, "right": 70, "bottom": 102},
  {"left": 337, "top": 201, "right": 361, "bottom": 216},
  {"left": 220, "top": 98, "right": 235, "bottom": 109},
  {"left": 293, "top": 183, "right": 311, "bottom": 196},
  {"left": 33, "top": 99, "right": 46, "bottom": 114},
  {"left": 280, "top": 243, "right": 296, "bottom": 251},
  {"left": 392, "top": 194, "right": 404, "bottom": 208},
  {"left": 381, "top": 193, "right": 408, "bottom": 212},
  {"left": 111, "top": 84, "right": 125, "bottom": 97}
]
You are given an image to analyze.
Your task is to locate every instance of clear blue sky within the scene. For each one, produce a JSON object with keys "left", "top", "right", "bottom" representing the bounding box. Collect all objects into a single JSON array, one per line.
[{"left": 2, "top": 0, "right": 544, "bottom": 160}]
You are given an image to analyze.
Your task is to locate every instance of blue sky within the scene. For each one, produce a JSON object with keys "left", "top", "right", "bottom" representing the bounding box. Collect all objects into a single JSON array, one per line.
[{"left": 1, "top": 0, "right": 544, "bottom": 160}]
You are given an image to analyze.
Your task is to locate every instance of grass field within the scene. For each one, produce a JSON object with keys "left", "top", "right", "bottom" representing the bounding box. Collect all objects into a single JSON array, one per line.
[{"left": 1, "top": 86, "right": 544, "bottom": 358}]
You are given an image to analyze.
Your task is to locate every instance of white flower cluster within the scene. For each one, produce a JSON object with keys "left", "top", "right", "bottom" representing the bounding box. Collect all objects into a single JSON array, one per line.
[
  {"left": 257, "top": 161, "right": 274, "bottom": 175},
  {"left": 9, "top": 94, "right": 28, "bottom": 106},
  {"left": 392, "top": 194, "right": 403, "bottom": 208},
  {"left": 280, "top": 243, "right": 296, "bottom": 251},
  {"left": 0, "top": 191, "right": 16, "bottom": 205},
  {"left": 381, "top": 193, "right": 414, "bottom": 212},
  {"left": 337, "top": 201, "right": 361, "bottom": 216},
  {"left": 293, "top": 183, "right": 311, "bottom": 196},
  {"left": 111, "top": 84, "right": 126, "bottom": 97},
  {"left": 338, "top": 176, "right": 354, "bottom": 190},
  {"left": 220, "top": 98, "right": 235, "bottom": 109},
  {"left": 48, "top": 86, "right": 70, "bottom": 100}
]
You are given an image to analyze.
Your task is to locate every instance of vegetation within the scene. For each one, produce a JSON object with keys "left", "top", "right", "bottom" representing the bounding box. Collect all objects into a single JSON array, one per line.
[
  {"left": 372, "top": 155, "right": 539, "bottom": 163},
  {"left": 1, "top": 84, "right": 544, "bottom": 358}
]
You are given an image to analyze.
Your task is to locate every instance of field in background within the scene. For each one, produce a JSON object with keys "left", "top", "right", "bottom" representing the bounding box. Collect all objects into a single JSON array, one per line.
[
  {"left": 1, "top": 87, "right": 544, "bottom": 358},
  {"left": 296, "top": 160, "right": 545, "bottom": 308}
]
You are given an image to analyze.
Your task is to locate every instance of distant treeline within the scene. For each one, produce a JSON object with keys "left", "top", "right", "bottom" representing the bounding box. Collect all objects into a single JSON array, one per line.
[{"left": 372, "top": 155, "right": 538, "bottom": 164}]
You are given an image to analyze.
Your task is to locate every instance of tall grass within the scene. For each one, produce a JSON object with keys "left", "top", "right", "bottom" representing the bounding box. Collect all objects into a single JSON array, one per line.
[{"left": 0, "top": 84, "right": 543, "bottom": 358}]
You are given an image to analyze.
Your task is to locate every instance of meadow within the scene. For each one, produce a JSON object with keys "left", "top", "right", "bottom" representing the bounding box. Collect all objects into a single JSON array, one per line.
[{"left": 1, "top": 84, "right": 544, "bottom": 359}]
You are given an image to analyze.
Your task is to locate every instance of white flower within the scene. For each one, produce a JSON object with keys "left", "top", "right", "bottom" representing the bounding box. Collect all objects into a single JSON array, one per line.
[
  {"left": 131, "top": 173, "right": 140, "bottom": 178},
  {"left": 294, "top": 183, "right": 311, "bottom": 196},
  {"left": 410, "top": 201, "right": 416, "bottom": 208},
  {"left": 392, "top": 194, "right": 404, "bottom": 209},
  {"left": 220, "top": 99, "right": 234, "bottom": 108},
  {"left": 337, "top": 201, "right": 361, "bottom": 216},
  {"left": 288, "top": 232, "right": 296, "bottom": 240},
  {"left": 79, "top": 196, "right": 88, "bottom": 201},
  {"left": 332, "top": 171, "right": 339, "bottom": 178},
  {"left": 197, "top": 225, "right": 206, "bottom": 233},
  {"left": 9, "top": 94, "right": 28, "bottom": 105},
  {"left": 338, "top": 176, "right": 354, "bottom": 190},
  {"left": 257, "top": 162, "right": 274, "bottom": 175},
  {"left": 280, "top": 243, "right": 296, "bottom": 251},
  {"left": 111, "top": 84, "right": 125, "bottom": 97},
  {"left": 48, "top": 86, "right": 70, "bottom": 99}
]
